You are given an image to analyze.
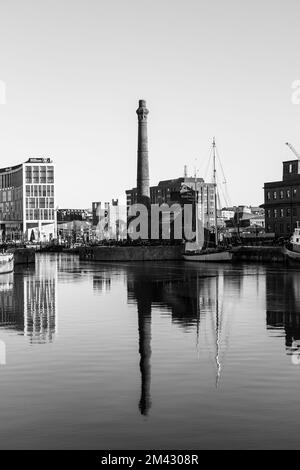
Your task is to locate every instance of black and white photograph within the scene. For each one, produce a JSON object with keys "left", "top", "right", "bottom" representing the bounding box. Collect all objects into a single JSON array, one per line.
[{"left": 0, "top": 0, "right": 300, "bottom": 456}]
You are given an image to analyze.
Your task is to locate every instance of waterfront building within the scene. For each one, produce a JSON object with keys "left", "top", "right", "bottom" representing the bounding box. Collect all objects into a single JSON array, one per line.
[
  {"left": 262, "top": 158, "right": 300, "bottom": 237},
  {"left": 0, "top": 158, "right": 55, "bottom": 242},
  {"left": 126, "top": 176, "right": 216, "bottom": 229},
  {"left": 57, "top": 209, "right": 91, "bottom": 245},
  {"left": 57, "top": 209, "right": 91, "bottom": 223},
  {"left": 221, "top": 208, "right": 236, "bottom": 220},
  {"left": 92, "top": 200, "right": 127, "bottom": 241}
]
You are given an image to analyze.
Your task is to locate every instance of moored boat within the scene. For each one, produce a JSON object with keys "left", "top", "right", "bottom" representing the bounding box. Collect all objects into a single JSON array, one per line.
[
  {"left": 183, "top": 138, "right": 233, "bottom": 263},
  {"left": 0, "top": 253, "right": 14, "bottom": 274},
  {"left": 283, "top": 222, "right": 300, "bottom": 262}
]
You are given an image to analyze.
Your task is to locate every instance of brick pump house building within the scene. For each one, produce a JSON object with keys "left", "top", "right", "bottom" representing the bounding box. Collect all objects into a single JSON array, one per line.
[{"left": 262, "top": 159, "right": 300, "bottom": 238}]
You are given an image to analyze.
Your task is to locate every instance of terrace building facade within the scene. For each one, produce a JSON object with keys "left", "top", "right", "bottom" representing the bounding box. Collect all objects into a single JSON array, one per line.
[{"left": 262, "top": 159, "right": 300, "bottom": 237}]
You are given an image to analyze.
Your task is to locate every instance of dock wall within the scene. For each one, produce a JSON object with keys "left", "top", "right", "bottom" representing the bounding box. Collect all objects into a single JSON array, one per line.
[
  {"left": 232, "top": 246, "right": 285, "bottom": 263},
  {"left": 8, "top": 248, "right": 36, "bottom": 265},
  {"left": 79, "top": 245, "right": 183, "bottom": 262}
]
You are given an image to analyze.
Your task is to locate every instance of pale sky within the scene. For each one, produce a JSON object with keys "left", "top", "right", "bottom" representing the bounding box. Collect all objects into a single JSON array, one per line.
[{"left": 0, "top": 0, "right": 299, "bottom": 208}]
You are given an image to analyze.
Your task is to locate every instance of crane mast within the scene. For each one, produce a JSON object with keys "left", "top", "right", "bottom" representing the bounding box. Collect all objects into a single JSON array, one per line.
[{"left": 286, "top": 142, "right": 300, "bottom": 160}]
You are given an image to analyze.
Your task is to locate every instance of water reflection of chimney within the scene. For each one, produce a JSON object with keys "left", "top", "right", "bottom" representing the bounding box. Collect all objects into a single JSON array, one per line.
[
  {"left": 138, "top": 300, "right": 151, "bottom": 416},
  {"left": 135, "top": 281, "right": 152, "bottom": 416}
]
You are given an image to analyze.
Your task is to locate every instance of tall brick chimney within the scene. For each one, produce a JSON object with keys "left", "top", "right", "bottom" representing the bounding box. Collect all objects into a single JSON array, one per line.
[{"left": 136, "top": 99, "right": 150, "bottom": 206}]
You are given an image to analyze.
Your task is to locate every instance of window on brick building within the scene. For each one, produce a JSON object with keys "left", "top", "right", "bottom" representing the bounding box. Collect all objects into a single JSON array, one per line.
[
  {"left": 273, "top": 191, "right": 277, "bottom": 199},
  {"left": 280, "top": 190, "right": 284, "bottom": 199}
]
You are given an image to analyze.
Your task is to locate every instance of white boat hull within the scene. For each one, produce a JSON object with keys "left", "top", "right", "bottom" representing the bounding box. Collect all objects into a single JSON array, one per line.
[
  {"left": 183, "top": 251, "right": 233, "bottom": 262},
  {"left": 0, "top": 254, "right": 14, "bottom": 274}
]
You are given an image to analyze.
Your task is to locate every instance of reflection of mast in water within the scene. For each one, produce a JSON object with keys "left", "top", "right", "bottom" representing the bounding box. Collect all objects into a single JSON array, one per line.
[{"left": 215, "top": 276, "right": 221, "bottom": 388}]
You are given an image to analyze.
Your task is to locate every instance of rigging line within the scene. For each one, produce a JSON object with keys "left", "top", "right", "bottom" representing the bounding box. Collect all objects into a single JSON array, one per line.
[
  {"left": 215, "top": 145, "right": 232, "bottom": 207},
  {"left": 215, "top": 145, "right": 227, "bottom": 184},
  {"left": 203, "top": 146, "right": 214, "bottom": 182},
  {"left": 216, "top": 173, "right": 228, "bottom": 208},
  {"left": 195, "top": 144, "right": 214, "bottom": 181}
]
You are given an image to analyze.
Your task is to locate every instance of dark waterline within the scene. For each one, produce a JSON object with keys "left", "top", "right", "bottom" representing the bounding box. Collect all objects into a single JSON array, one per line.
[{"left": 0, "top": 254, "right": 299, "bottom": 449}]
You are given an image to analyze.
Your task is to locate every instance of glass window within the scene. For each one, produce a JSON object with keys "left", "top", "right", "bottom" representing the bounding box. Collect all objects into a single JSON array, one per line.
[
  {"left": 40, "top": 167, "right": 46, "bottom": 184},
  {"left": 273, "top": 191, "right": 277, "bottom": 200},
  {"left": 287, "top": 189, "right": 291, "bottom": 198},
  {"left": 33, "top": 166, "right": 39, "bottom": 184},
  {"left": 280, "top": 190, "right": 284, "bottom": 199},
  {"left": 25, "top": 167, "right": 32, "bottom": 184},
  {"left": 287, "top": 208, "right": 291, "bottom": 216},
  {"left": 47, "top": 166, "right": 54, "bottom": 183}
]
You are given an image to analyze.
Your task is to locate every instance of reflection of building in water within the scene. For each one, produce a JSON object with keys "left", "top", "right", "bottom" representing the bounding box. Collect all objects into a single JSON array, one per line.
[
  {"left": 126, "top": 265, "right": 216, "bottom": 415},
  {"left": 57, "top": 253, "right": 80, "bottom": 272},
  {"left": 93, "top": 275, "right": 111, "bottom": 294},
  {"left": 266, "top": 271, "right": 300, "bottom": 354},
  {"left": 126, "top": 264, "right": 240, "bottom": 410},
  {"left": 0, "top": 272, "right": 23, "bottom": 329},
  {"left": 24, "top": 257, "right": 57, "bottom": 343}
]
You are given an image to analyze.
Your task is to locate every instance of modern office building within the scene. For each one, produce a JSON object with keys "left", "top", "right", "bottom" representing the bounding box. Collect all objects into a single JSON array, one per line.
[
  {"left": 262, "top": 158, "right": 300, "bottom": 237},
  {"left": 0, "top": 158, "right": 55, "bottom": 242}
]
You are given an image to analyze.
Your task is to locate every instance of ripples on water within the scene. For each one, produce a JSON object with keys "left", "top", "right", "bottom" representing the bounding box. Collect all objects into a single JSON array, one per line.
[{"left": 0, "top": 254, "right": 300, "bottom": 449}]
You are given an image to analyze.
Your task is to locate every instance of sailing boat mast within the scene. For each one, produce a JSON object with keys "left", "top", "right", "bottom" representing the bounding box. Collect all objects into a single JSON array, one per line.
[
  {"left": 194, "top": 167, "right": 199, "bottom": 246},
  {"left": 213, "top": 138, "right": 218, "bottom": 246}
]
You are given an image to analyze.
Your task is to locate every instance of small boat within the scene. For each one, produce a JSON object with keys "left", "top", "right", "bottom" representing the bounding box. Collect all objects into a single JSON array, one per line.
[
  {"left": 183, "top": 138, "right": 233, "bottom": 263},
  {"left": 283, "top": 222, "right": 300, "bottom": 261},
  {"left": 0, "top": 253, "right": 14, "bottom": 274}
]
